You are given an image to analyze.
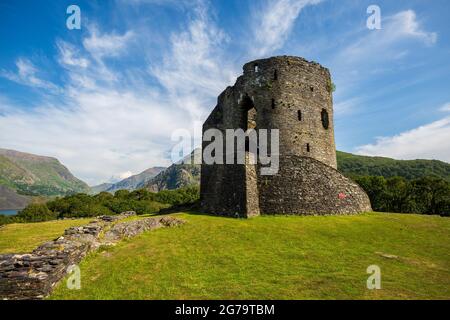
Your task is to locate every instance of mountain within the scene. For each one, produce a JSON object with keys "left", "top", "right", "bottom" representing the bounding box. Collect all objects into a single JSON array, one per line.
[
  {"left": 106, "top": 167, "right": 166, "bottom": 193},
  {"left": 90, "top": 167, "right": 166, "bottom": 194},
  {"left": 336, "top": 151, "right": 450, "bottom": 181},
  {"left": 143, "top": 150, "right": 201, "bottom": 192},
  {"left": 141, "top": 150, "right": 450, "bottom": 192},
  {"left": 0, "top": 148, "right": 90, "bottom": 197},
  {"left": 0, "top": 185, "right": 31, "bottom": 210},
  {"left": 90, "top": 183, "right": 114, "bottom": 194}
]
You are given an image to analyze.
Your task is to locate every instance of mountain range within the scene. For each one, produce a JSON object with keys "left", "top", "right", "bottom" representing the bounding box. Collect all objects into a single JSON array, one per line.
[
  {"left": 91, "top": 166, "right": 166, "bottom": 193},
  {"left": 2, "top": 147, "right": 450, "bottom": 209},
  {"left": 0, "top": 148, "right": 90, "bottom": 209}
]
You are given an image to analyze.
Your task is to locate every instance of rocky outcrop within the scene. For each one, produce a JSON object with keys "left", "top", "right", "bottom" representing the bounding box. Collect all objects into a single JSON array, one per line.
[
  {"left": 103, "top": 216, "right": 184, "bottom": 243},
  {"left": 0, "top": 212, "right": 185, "bottom": 300}
]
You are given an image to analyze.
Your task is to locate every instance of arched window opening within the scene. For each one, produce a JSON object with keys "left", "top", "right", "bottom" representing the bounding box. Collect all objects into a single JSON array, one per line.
[
  {"left": 297, "top": 110, "right": 302, "bottom": 121},
  {"left": 239, "top": 94, "right": 257, "bottom": 157},
  {"left": 241, "top": 94, "right": 256, "bottom": 130},
  {"left": 254, "top": 64, "right": 259, "bottom": 73},
  {"left": 271, "top": 99, "right": 275, "bottom": 109},
  {"left": 310, "top": 86, "right": 314, "bottom": 92},
  {"left": 306, "top": 143, "right": 311, "bottom": 152},
  {"left": 321, "top": 108, "right": 329, "bottom": 129},
  {"left": 273, "top": 70, "right": 278, "bottom": 80}
]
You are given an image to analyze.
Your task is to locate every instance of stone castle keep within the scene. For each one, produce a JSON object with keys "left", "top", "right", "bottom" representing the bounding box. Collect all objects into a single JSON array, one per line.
[{"left": 200, "top": 56, "right": 372, "bottom": 217}]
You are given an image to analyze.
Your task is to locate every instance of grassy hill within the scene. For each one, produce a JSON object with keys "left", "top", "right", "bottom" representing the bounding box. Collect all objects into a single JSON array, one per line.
[
  {"left": 42, "top": 212, "right": 450, "bottom": 300},
  {"left": 0, "top": 148, "right": 89, "bottom": 197},
  {"left": 337, "top": 151, "right": 450, "bottom": 181}
]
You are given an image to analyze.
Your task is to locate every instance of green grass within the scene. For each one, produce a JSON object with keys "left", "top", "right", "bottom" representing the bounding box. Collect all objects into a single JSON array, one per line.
[
  {"left": 0, "top": 218, "right": 92, "bottom": 253},
  {"left": 48, "top": 212, "right": 450, "bottom": 300}
]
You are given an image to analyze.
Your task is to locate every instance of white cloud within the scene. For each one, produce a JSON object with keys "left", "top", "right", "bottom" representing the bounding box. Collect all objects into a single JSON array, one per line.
[
  {"left": 330, "top": 9, "right": 438, "bottom": 115},
  {"left": 341, "top": 10, "right": 437, "bottom": 63},
  {"left": 250, "top": 0, "right": 322, "bottom": 57},
  {"left": 151, "top": 1, "right": 237, "bottom": 120},
  {"left": 392, "top": 10, "right": 437, "bottom": 45},
  {"left": 333, "top": 97, "right": 365, "bottom": 115},
  {"left": 83, "top": 27, "right": 135, "bottom": 60},
  {"left": 57, "top": 41, "right": 90, "bottom": 68},
  {"left": 0, "top": 58, "right": 59, "bottom": 91},
  {"left": 0, "top": 2, "right": 233, "bottom": 185},
  {"left": 118, "top": 171, "right": 133, "bottom": 180},
  {"left": 355, "top": 116, "right": 450, "bottom": 163},
  {"left": 440, "top": 102, "right": 450, "bottom": 112},
  {"left": 0, "top": 88, "right": 190, "bottom": 185}
]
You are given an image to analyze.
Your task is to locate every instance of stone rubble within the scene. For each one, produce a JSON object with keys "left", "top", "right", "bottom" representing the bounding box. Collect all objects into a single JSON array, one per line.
[{"left": 0, "top": 212, "right": 185, "bottom": 300}]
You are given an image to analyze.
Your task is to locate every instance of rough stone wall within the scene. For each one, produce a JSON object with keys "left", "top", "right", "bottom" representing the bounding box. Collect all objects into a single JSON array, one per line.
[
  {"left": 258, "top": 156, "right": 372, "bottom": 215},
  {"left": 200, "top": 56, "right": 372, "bottom": 217},
  {"left": 0, "top": 213, "right": 185, "bottom": 300}
]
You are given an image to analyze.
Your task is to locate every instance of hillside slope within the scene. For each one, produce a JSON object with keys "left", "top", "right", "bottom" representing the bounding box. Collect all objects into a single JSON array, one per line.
[
  {"left": 0, "top": 185, "right": 31, "bottom": 210},
  {"left": 144, "top": 164, "right": 200, "bottom": 192},
  {"left": 336, "top": 151, "right": 450, "bottom": 181},
  {"left": 143, "top": 150, "right": 200, "bottom": 192},
  {"left": 90, "top": 183, "right": 114, "bottom": 194},
  {"left": 0, "top": 148, "right": 89, "bottom": 197},
  {"left": 106, "top": 167, "right": 166, "bottom": 193}
]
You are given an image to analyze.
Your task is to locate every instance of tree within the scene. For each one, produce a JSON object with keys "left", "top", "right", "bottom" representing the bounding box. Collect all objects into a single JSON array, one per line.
[
  {"left": 384, "top": 176, "right": 411, "bottom": 213},
  {"left": 114, "top": 189, "right": 130, "bottom": 199},
  {"left": 16, "top": 204, "right": 57, "bottom": 222},
  {"left": 410, "top": 177, "right": 450, "bottom": 215}
]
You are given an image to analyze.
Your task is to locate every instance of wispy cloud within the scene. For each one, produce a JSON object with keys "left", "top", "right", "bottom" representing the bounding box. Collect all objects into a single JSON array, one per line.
[
  {"left": 83, "top": 26, "right": 135, "bottom": 60},
  {"left": 440, "top": 102, "right": 450, "bottom": 112},
  {"left": 250, "top": 0, "right": 322, "bottom": 57},
  {"left": 0, "top": 1, "right": 233, "bottom": 184},
  {"left": 151, "top": 1, "right": 237, "bottom": 120},
  {"left": 0, "top": 1, "right": 447, "bottom": 184},
  {"left": 340, "top": 10, "right": 437, "bottom": 64},
  {"left": 0, "top": 58, "right": 60, "bottom": 91},
  {"left": 57, "top": 41, "right": 90, "bottom": 69}
]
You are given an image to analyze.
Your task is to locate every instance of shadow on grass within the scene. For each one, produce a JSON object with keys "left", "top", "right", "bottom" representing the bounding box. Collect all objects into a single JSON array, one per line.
[{"left": 155, "top": 201, "right": 245, "bottom": 220}]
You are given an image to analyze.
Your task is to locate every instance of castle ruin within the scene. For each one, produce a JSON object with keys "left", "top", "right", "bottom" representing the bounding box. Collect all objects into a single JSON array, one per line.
[{"left": 200, "top": 56, "right": 372, "bottom": 218}]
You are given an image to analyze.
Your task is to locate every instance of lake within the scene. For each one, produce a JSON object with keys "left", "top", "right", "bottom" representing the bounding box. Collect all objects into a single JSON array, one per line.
[{"left": 0, "top": 209, "right": 19, "bottom": 216}]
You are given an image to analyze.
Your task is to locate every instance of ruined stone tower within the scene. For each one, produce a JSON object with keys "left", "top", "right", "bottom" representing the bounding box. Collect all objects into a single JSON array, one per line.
[{"left": 200, "top": 56, "right": 372, "bottom": 218}]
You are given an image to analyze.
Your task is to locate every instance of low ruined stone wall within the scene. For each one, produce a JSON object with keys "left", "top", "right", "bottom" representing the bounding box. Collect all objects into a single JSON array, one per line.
[
  {"left": 258, "top": 156, "right": 372, "bottom": 215},
  {"left": 0, "top": 212, "right": 185, "bottom": 300}
]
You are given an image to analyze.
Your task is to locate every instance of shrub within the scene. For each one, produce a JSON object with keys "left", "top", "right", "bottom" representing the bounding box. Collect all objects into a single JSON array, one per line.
[
  {"left": 354, "top": 175, "right": 450, "bottom": 216},
  {"left": 16, "top": 204, "right": 58, "bottom": 222},
  {"left": 154, "top": 186, "right": 199, "bottom": 206}
]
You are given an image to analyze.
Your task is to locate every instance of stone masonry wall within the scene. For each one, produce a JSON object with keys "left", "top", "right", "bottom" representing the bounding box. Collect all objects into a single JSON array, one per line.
[
  {"left": 258, "top": 156, "right": 372, "bottom": 215},
  {"left": 0, "top": 213, "right": 185, "bottom": 300},
  {"left": 201, "top": 56, "right": 372, "bottom": 217}
]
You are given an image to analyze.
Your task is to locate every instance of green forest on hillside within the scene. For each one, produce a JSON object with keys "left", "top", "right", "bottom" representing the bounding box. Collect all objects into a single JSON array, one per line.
[{"left": 337, "top": 151, "right": 450, "bottom": 181}]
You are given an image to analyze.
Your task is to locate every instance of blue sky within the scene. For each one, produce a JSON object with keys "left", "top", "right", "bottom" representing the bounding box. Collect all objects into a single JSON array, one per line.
[{"left": 0, "top": 0, "right": 449, "bottom": 185}]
